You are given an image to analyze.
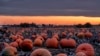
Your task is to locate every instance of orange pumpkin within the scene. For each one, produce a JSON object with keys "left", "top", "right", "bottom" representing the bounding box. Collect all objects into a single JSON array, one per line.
[
  {"left": 60, "top": 38, "right": 76, "bottom": 48},
  {"left": 76, "top": 43, "right": 95, "bottom": 56},
  {"left": 20, "top": 39, "right": 33, "bottom": 51},
  {"left": 33, "top": 38, "right": 43, "bottom": 46},
  {"left": 84, "top": 31, "right": 93, "bottom": 38},
  {"left": 30, "top": 48, "right": 52, "bottom": 56},
  {"left": 77, "top": 32, "right": 85, "bottom": 38},
  {"left": 37, "top": 36, "right": 44, "bottom": 42},
  {"left": 52, "top": 33, "right": 59, "bottom": 40},
  {"left": 9, "top": 42, "right": 18, "bottom": 48},
  {"left": 46, "top": 38, "right": 59, "bottom": 48},
  {"left": 1, "top": 46, "right": 18, "bottom": 56},
  {"left": 15, "top": 38, "right": 23, "bottom": 45},
  {"left": 56, "top": 53, "right": 67, "bottom": 56}
]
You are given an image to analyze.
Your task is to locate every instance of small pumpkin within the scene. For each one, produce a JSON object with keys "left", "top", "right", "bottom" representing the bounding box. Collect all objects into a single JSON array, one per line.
[
  {"left": 33, "top": 38, "right": 43, "bottom": 46},
  {"left": 60, "top": 38, "right": 76, "bottom": 48},
  {"left": 46, "top": 38, "right": 59, "bottom": 48}
]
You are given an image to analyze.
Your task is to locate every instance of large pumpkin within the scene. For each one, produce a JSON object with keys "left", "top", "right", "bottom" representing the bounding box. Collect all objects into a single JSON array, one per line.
[
  {"left": 30, "top": 48, "right": 52, "bottom": 56},
  {"left": 56, "top": 53, "right": 67, "bottom": 56},
  {"left": 20, "top": 39, "right": 33, "bottom": 52},
  {"left": 60, "top": 38, "right": 76, "bottom": 48},
  {"left": 1, "top": 46, "right": 18, "bottom": 56},
  {"left": 33, "top": 38, "right": 43, "bottom": 46},
  {"left": 76, "top": 43, "right": 95, "bottom": 56},
  {"left": 46, "top": 38, "right": 59, "bottom": 48}
]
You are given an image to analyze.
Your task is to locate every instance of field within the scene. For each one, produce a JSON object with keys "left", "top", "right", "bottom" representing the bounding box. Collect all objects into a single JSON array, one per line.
[{"left": 0, "top": 27, "right": 100, "bottom": 56}]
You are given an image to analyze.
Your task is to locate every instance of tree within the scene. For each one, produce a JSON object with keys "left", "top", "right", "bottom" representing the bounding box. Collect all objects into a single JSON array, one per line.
[
  {"left": 84, "top": 22, "right": 92, "bottom": 28},
  {"left": 20, "top": 23, "right": 30, "bottom": 27},
  {"left": 75, "top": 24, "right": 83, "bottom": 28}
]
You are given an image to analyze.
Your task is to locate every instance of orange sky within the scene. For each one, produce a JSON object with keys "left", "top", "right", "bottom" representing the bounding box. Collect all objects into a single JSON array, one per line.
[{"left": 0, "top": 15, "right": 100, "bottom": 25}]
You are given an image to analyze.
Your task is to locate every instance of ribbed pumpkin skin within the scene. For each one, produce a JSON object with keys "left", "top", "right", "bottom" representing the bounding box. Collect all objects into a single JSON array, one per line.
[
  {"left": 33, "top": 38, "right": 43, "bottom": 46},
  {"left": 76, "top": 43, "right": 95, "bottom": 56},
  {"left": 77, "top": 32, "right": 85, "bottom": 38},
  {"left": 60, "top": 38, "right": 76, "bottom": 48},
  {"left": 46, "top": 38, "right": 59, "bottom": 48},
  {"left": 20, "top": 39, "right": 33, "bottom": 52}
]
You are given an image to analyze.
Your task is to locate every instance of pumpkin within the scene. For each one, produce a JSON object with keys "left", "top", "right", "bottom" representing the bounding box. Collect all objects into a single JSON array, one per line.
[
  {"left": 77, "top": 32, "right": 85, "bottom": 38},
  {"left": 46, "top": 38, "right": 59, "bottom": 48},
  {"left": 52, "top": 33, "right": 59, "bottom": 40},
  {"left": 30, "top": 48, "right": 52, "bottom": 56},
  {"left": 1, "top": 46, "right": 18, "bottom": 56},
  {"left": 33, "top": 38, "right": 43, "bottom": 46},
  {"left": 84, "top": 31, "right": 93, "bottom": 38},
  {"left": 37, "top": 36, "right": 44, "bottom": 42},
  {"left": 9, "top": 42, "right": 18, "bottom": 48},
  {"left": 76, "top": 43, "right": 95, "bottom": 56},
  {"left": 15, "top": 38, "right": 23, "bottom": 46},
  {"left": 20, "top": 39, "right": 33, "bottom": 51},
  {"left": 60, "top": 38, "right": 76, "bottom": 48}
]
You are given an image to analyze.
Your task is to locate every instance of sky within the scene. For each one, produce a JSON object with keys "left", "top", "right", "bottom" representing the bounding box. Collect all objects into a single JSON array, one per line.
[
  {"left": 0, "top": 0, "right": 100, "bottom": 25},
  {"left": 0, "top": 15, "right": 100, "bottom": 25}
]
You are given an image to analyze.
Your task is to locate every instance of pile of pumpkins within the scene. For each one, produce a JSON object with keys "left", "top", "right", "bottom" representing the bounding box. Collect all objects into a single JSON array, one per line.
[
  {"left": 0, "top": 42, "right": 95, "bottom": 56},
  {"left": 0, "top": 32, "right": 95, "bottom": 56}
]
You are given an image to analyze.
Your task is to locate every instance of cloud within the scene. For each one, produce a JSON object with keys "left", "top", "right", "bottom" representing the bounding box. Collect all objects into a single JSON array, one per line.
[{"left": 0, "top": 0, "right": 100, "bottom": 17}]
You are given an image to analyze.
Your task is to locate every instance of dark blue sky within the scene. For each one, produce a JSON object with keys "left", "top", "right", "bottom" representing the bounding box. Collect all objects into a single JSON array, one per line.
[{"left": 0, "top": 0, "right": 100, "bottom": 16}]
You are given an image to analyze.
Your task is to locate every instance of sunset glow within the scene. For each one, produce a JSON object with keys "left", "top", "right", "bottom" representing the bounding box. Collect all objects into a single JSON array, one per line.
[{"left": 0, "top": 15, "right": 100, "bottom": 25}]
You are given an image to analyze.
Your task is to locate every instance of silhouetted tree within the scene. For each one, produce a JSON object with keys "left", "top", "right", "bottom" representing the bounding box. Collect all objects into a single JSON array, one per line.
[
  {"left": 42, "top": 24, "right": 46, "bottom": 28},
  {"left": 20, "top": 23, "right": 30, "bottom": 27},
  {"left": 30, "top": 23, "right": 38, "bottom": 28},
  {"left": 75, "top": 24, "right": 83, "bottom": 28},
  {"left": 84, "top": 22, "right": 92, "bottom": 28}
]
